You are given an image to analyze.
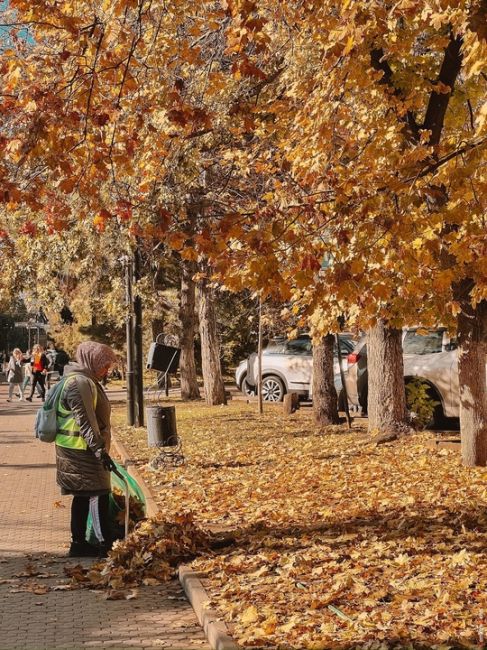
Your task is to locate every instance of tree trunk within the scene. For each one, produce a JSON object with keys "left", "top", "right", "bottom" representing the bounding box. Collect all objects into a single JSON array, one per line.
[
  {"left": 312, "top": 333, "right": 340, "bottom": 425},
  {"left": 367, "top": 321, "right": 407, "bottom": 434},
  {"left": 198, "top": 275, "right": 227, "bottom": 406},
  {"left": 151, "top": 317, "right": 165, "bottom": 341},
  {"left": 283, "top": 392, "right": 299, "bottom": 416},
  {"left": 179, "top": 261, "right": 200, "bottom": 400},
  {"left": 455, "top": 283, "right": 487, "bottom": 466},
  {"left": 257, "top": 296, "right": 263, "bottom": 415}
]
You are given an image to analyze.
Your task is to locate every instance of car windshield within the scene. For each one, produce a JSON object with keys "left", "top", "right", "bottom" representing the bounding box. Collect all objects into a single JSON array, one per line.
[
  {"left": 264, "top": 336, "right": 311, "bottom": 355},
  {"left": 264, "top": 338, "right": 288, "bottom": 355},
  {"left": 403, "top": 329, "right": 444, "bottom": 355}
]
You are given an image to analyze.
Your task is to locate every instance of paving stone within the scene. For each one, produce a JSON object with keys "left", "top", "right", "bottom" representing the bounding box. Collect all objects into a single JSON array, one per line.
[{"left": 0, "top": 385, "right": 210, "bottom": 649}]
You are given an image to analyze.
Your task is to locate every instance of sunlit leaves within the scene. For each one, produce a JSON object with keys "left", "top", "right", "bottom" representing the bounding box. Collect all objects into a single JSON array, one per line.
[{"left": 113, "top": 400, "right": 487, "bottom": 648}]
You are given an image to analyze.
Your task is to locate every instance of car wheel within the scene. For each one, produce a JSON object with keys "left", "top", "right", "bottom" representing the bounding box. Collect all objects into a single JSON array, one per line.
[
  {"left": 262, "top": 375, "right": 285, "bottom": 402},
  {"left": 241, "top": 375, "right": 256, "bottom": 397}
]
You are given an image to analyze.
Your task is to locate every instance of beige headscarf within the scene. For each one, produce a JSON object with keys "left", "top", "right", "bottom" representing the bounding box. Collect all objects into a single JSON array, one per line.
[{"left": 76, "top": 341, "right": 117, "bottom": 378}]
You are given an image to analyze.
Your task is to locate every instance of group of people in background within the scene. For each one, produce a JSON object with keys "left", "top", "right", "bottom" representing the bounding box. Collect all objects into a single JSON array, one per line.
[{"left": 3, "top": 343, "right": 70, "bottom": 403}]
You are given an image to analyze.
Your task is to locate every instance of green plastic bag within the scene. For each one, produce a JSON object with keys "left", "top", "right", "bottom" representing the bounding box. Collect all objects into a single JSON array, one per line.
[{"left": 86, "top": 461, "right": 146, "bottom": 544}]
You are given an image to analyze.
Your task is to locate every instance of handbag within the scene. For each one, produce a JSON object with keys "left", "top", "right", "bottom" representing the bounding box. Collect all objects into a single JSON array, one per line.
[{"left": 34, "top": 376, "right": 69, "bottom": 443}]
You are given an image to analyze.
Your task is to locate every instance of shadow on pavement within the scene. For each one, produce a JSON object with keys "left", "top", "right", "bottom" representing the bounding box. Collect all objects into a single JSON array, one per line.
[{"left": 0, "top": 552, "right": 208, "bottom": 649}]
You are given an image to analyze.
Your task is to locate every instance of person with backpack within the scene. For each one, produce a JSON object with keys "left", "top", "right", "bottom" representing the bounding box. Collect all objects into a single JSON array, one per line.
[
  {"left": 6, "top": 348, "right": 24, "bottom": 402},
  {"left": 55, "top": 340, "right": 118, "bottom": 557},
  {"left": 25, "top": 344, "right": 49, "bottom": 402}
]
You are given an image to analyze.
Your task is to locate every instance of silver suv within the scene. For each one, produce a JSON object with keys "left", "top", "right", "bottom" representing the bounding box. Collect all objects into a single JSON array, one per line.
[
  {"left": 235, "top": 334, "right": 355, "bottom": 402},
  {"left": 344, "top": 328, "right": 462, "bottom": 426}
]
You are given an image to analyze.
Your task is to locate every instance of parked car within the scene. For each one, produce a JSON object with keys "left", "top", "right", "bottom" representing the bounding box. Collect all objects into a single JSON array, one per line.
[
  {"left": 236, "top": 333, "right": 355, "bottom": 402},
  {"left": 343, "top": 328, "right": 463, "bottom": 426}
]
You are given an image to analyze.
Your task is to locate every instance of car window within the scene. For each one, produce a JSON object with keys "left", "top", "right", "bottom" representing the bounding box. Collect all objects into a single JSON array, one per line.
[
  {"left": 403, "top": 330, "right": 444, "bottom": 355},
  {"left": 263, "top": 334, "right": 354, "bottom": 357},
  {"left": 263, "top": 339, "right": 287, "bottom": 355},
  {"left": 338, "top": 337, "right": 355, "bottom": 356},
  {"left": 284, "top": 337, "right": 312, "bottom": 355}
]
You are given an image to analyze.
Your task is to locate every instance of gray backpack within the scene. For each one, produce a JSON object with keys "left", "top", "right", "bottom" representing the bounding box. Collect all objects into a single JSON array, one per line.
[{"left": 34, "top": 376, "right": 70, "bottom": 443}]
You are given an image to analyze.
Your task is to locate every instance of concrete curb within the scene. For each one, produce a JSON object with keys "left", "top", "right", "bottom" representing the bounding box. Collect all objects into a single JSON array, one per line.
[
  {"left": 179, "top": 566, "right": 239, "bottom": 650},
  {"left": 424, "top": 438, "right": 461, "bottom": 452},
  {"left": 110, "top": 434, "right": 159, "bottom": 517}
]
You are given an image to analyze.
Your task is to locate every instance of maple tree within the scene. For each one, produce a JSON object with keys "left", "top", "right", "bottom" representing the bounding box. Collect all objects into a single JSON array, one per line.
[
  {"left": 0, "top": 0, "right": 278, "bottom": 405},
  {"left": 0, "top": 1, "right": 486, "bottom": 459},
  {"left": 209, "top": 0, "right": 487, "bottom": 461}
]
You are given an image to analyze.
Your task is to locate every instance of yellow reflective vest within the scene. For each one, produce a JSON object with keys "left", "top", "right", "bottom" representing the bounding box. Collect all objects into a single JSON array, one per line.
[{"left": 55, "top": 375, "right": 98, "bottom": 451}]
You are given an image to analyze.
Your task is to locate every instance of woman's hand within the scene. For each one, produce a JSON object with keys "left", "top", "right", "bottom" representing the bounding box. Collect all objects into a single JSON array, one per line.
[{"left": 98, "top": 449, "right": 116, "bottom": 472}]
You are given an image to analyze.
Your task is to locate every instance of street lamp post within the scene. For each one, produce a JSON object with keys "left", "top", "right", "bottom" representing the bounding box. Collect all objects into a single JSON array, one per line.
[
  {"left": 124, "top": 257, "right": 136, "bottom": 426},
  {"left": 133, "top": 246, "right": 144, "bottom": 427}
]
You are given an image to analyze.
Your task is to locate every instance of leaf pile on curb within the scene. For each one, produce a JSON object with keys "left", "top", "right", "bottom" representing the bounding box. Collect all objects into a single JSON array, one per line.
[{"left": 68, "top": 512, "right": 210, "bottom": 590}]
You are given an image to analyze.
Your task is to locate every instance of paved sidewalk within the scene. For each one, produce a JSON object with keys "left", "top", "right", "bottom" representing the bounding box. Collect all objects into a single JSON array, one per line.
[{"left": 0, "top": 384, "right": 210, "bottom": 650}]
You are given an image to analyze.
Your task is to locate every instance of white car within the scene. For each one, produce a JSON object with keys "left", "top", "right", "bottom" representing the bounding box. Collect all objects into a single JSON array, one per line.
[
  {"left": 344, "top": 328, "right": 476, "bottom": 426},
  {"left": 235, "top": 334, "right": 355, "bottom": 402}
]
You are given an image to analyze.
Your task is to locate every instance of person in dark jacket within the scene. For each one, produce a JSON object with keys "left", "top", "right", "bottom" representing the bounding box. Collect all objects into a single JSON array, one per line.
[
  {"left": 25, "top": 344, "right": 49, "bottom": 402},
  {"left": 55, "top": 341, "right": 118, "bottom": 557}
]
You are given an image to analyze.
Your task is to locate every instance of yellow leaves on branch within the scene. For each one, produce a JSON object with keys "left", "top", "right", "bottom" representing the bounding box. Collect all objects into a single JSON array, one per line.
[{"left": 1, "top": 0, "right": 487, "bottom": 328}]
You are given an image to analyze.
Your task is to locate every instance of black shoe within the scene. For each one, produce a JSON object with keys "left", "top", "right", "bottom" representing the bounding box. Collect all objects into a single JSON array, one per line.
[
  {"left": 68, "top": 541, "right": 102, "bottom": 558},
  {"left": 26, "top": 396, "right": 32, "bottom": 402},
  {"left": 97, "top": 544, "right": 111, "bottom": 558}
]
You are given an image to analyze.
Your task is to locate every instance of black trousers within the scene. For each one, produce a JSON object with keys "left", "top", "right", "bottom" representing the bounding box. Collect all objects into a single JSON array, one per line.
[
  {"left": 29, "top": 371, "right": 46, "bottom": 399},
  {"left": 71, "top": 494, "right": 111, "bottom": 545}
]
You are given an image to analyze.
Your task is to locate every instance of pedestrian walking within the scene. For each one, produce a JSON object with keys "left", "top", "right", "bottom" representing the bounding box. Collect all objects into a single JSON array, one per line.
[
  {"left": 22, "top": 350, "right": 33, "bottom": 392},
  {"left": 25, "top": 344, "right": 49, "bottom": 402},
  {"left": 6, "top": 349, "right": 24, "bottom": 402},
  {"left": 54, "top": 340, "right": 118, "bottom": 557}
]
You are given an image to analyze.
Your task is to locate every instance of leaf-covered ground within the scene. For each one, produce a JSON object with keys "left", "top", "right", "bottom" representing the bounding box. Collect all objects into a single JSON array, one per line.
[{"left": 113, "top": 401, "right": 487, "bottom": 649}]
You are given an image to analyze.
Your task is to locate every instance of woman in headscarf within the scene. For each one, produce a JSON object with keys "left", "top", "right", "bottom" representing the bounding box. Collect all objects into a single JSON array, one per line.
[{"left": 55, "top": 341, "right": 118, "bottom": 557}]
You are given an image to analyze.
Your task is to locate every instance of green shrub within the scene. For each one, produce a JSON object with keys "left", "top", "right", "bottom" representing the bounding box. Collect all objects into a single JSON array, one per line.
[{"left": 406, "top": 378, "right": 440, "bottom": 430}]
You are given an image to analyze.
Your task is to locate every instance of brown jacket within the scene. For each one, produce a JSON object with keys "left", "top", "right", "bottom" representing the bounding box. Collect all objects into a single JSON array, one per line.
[{"left": 55, "top": 365, "right": 112, "bottom": 496}]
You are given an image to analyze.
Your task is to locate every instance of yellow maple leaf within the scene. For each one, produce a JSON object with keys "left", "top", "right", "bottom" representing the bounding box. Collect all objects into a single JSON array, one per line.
[{"left": 241, "top": 605, "right": 259, "bottom": 624}]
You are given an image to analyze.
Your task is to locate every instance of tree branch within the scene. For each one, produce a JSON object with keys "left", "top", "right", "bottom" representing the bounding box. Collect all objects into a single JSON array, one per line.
[
  {"left": 370, "top": 48, "right": 420, "bottom": 141},
  {"left": 422, "top": 34, "right": 463, "bottom": 146},
  {"left": 83, "top": 23, "right": 105, "bottom": 138},
  {"left": 405, "top": 136, "right": 487, "bottom": 183}
]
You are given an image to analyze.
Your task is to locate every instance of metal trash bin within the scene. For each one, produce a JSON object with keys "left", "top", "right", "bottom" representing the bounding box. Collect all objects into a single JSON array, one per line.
[{"left": 146, "top": 405, "right": 178, "bottom": 447}]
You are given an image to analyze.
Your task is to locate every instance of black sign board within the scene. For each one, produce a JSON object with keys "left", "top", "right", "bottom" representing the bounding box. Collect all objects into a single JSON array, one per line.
[{"left": 146, "top": 342, "right": 180, "bottom": 373}]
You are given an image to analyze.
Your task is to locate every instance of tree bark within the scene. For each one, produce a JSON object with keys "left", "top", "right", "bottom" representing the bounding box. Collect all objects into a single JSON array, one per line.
[
  {"left": 257, "top": 296, "right": 263, "bottom": 415},
  {"left": 455, "top": 282, "right": 487, "bottom": 466},
  {"left": 151, "top": 317, "right": 165, "bottom": 341},
  {"left": 283, "top": 392, "right": 299, "bottom": 416},
  {"left": 179, "top": 260, "right": 201, "bottom": 400},
  {"left": 312, "top": 334, "right": 340, "bottom": 425},
  {"left": 367, "top": 321, "right": 407, "bottom": 434},
  {"left": 198, "top": 275, "right": 227, "bottom": 406}
]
